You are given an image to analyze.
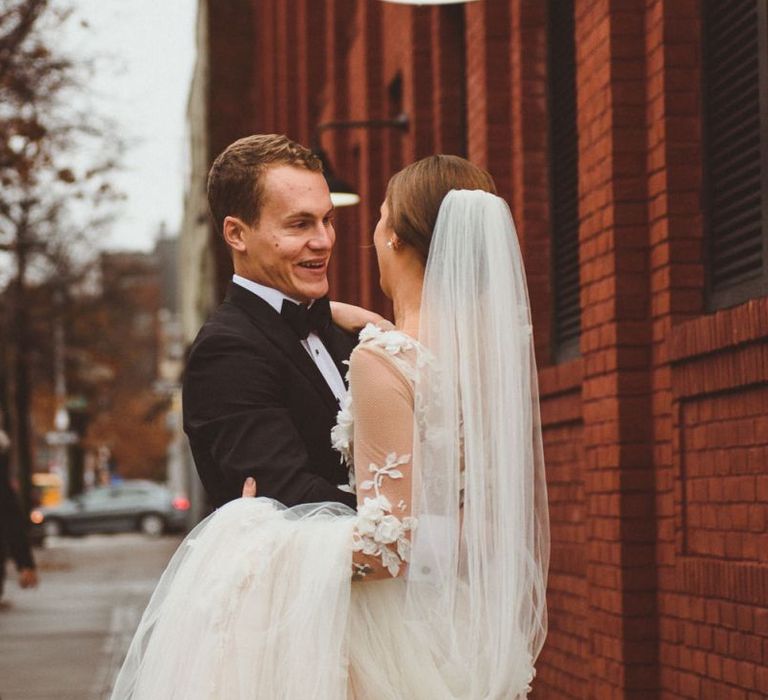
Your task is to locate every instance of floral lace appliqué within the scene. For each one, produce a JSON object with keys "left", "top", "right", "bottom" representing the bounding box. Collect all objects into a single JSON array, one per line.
[
  {"left": 333, "top": 323, "right": 429, "bottom": 494},
  {"left": 329, "top": 323, "right": 422, "bottom": 577},
  {"left": 352, "top": 452, "right": 417, "bottom": 577},
  {"left": 331, "top": 391, "right": 354, "bottom": 485}
]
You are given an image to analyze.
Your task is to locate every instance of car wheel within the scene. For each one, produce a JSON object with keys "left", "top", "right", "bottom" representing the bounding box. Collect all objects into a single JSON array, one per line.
[
  {"left": 139, "top": 513, "right": 165, "bottom": 537},
  {"left": 44, "top": 519, "right": 63, "bottom": 538}
]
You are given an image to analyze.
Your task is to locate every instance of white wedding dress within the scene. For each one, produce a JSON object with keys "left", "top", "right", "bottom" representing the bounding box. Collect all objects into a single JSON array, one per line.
[{"left": 111, "top": 190, "right": 549, "bottom": 700}]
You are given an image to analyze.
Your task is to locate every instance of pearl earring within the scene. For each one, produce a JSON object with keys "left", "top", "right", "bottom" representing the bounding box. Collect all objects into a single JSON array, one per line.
[{"left": 386, "top": 240, "right": 394, "bottom": 249}]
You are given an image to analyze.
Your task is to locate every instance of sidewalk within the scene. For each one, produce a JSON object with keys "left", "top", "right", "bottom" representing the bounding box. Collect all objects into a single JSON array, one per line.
[{"left": 0, "top": 533, "right": 180, "bottom": 700}]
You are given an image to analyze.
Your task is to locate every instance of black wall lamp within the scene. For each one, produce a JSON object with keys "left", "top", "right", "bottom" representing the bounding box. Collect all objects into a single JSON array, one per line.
[{"left": 313, "top": 113, "right": 410, "bottom": 207}]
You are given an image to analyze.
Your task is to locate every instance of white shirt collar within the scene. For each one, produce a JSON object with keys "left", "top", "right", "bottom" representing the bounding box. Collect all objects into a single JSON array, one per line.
[{"left": 232, "top": 275, "right": 305, "bottom": 314}]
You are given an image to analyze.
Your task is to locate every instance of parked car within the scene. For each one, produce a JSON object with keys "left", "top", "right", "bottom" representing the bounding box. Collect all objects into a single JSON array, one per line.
[{"left": 30, "top": 480, "right": 190, "bottom": 538}]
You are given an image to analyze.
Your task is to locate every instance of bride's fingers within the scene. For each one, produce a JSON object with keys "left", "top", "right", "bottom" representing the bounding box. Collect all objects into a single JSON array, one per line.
[{"left": 242, "top": 477, "right": 257, "bottom": 498}]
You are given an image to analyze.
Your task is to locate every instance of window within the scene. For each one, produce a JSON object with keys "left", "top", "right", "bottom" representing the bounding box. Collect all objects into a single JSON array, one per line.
[
  {"left": 703, "top": 0, "right": 768, "bottom": 308},
  {"left": 114, "top": 487, "right": 153, "bottom": 499},
  {"left": 548, "top": 0, "right": 580, "bottom": 361},
  {"left": 80, "top": 488, "right": 113, "bottom": 505}
]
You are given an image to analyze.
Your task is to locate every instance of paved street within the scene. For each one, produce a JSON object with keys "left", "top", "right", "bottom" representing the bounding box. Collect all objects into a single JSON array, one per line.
[{"left": 0, "top": 533, "right": 181, "bottom": 700}]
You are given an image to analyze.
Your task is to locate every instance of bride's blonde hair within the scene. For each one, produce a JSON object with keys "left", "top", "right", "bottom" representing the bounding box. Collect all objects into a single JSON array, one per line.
[{"left": 385, "top": 154, "right": 496, "bottom": 261}]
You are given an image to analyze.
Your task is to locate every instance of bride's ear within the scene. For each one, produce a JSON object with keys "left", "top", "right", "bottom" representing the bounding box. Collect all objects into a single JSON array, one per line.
[
  {"left": 387, "top": 235, "right": 404, "bottom": 251},
  {"left": 223, "top": 216, "right": 248, "bottom": 253}
]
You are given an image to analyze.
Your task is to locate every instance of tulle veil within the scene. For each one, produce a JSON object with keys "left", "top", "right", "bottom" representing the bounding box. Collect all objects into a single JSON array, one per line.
[
  {"left": 110, "top": 189, "right": 548, "bottom": 700},
  {"left": 405, "top": 189, "right": 549, "bottom": 697}
]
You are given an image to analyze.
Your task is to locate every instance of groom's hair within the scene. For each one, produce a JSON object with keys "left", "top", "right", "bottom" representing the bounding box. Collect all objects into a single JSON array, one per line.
[{"left": 207, "top": 134, "right": 323, "bottom": 234}]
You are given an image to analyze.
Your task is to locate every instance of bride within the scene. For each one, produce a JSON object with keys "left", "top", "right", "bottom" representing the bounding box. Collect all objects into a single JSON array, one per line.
[{"left": 111, "top": 155, "right": 550, "bottom": 699}]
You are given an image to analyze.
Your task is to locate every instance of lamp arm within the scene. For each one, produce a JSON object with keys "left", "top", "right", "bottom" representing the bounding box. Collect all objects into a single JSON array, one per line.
[{"left": 312, "top": 112, "right": 409, "bottom": 149}]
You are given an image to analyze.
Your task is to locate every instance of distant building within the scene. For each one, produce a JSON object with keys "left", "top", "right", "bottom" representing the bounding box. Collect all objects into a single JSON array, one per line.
[
  {"left": 178, "top": 5, "right": 216, "bottom": 522},
  {"left": 78, "top": 248, "right": 171, "bottom": 484},
  {"left": 180, "top": 0, "right": 216, "bottom": 348},
  {"left": 98, "top": 250, "right": 162, "bottom": 384},
  {"left": 151, "top": 229, "right": 194, "bottom": 521},
  {"left": 155, "top": 223, "right": 179, "bottom": 315}
]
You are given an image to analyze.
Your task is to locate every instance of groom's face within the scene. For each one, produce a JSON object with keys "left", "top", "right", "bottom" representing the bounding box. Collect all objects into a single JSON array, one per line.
[{"left": 237, "top": 165, "right": 335, "bottom": 303}]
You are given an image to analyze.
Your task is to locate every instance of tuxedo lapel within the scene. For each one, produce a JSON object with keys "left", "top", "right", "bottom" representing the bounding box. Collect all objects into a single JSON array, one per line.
[{"left": 225, "top": 283, "right": 340, "bottom": 411}]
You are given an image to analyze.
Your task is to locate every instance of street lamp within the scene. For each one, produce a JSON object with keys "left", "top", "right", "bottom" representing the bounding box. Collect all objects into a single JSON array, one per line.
[{"left": 313, "top": 113, "right": 410, "bottom": 207}]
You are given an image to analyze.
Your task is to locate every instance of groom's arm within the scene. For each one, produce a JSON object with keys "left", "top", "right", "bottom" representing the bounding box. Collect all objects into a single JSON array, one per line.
[{"left": 183, "top": 332, "right": 356, "bottom": 509}]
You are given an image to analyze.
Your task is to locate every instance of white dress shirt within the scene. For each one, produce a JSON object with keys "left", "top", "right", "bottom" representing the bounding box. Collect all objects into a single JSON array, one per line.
[{"left": 232, "top": 275, "right": 347, "bottom": 404}]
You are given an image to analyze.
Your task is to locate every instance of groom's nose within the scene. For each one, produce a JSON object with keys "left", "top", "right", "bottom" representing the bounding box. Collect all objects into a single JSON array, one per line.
[{"left": 307, "top": 222, "right": 335, "bottom": 250}]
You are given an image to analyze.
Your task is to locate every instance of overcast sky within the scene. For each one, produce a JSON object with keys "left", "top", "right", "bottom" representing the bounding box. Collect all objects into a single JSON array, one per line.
[{"left": 66, "top": 0, "right": 198, "bottom": 251}]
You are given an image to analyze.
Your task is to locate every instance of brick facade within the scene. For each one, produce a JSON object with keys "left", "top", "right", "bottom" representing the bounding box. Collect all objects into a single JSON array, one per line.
[{"left": 198, "top": 1, "right": 768, "bottom": 696}]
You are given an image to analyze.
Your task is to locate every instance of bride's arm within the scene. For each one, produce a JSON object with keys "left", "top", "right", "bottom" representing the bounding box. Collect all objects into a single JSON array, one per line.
[
  {"left": 239, "top": 345, "right": 413, "bottom": 581},
  {"left": 330, "top": 301, "right": 394, "bottom": 334},
  {"left": 348, "top": 345, "right": 415, "bottom": 581}
]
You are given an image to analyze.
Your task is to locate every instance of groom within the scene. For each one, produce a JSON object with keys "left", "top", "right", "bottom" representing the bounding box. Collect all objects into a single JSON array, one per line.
[{"left": 183, "top": 134, "right": 357, "bottom": 510}]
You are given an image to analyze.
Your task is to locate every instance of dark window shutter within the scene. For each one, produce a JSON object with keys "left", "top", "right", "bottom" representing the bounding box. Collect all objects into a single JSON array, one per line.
[
  {"left": 548, "top": 0, "right": 580, "bottom": 361},
  {"left": 704, "top": 0, "right": 768, "bottom": 308}
]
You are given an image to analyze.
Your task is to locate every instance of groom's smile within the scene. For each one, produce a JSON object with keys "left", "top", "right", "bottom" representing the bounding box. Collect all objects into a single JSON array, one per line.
[{"left": 297, "top": 258, "right": 328, "bottom": 272}]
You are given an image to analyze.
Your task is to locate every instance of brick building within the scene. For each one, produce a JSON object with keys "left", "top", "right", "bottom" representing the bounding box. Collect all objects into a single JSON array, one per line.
[{"left": 184, "top": 1, "right": 768, "bottom": 697}]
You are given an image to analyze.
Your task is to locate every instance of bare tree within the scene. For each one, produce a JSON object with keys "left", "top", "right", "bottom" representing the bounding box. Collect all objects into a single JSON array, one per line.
[{"left": 0, "top": 0, "right": 121, "bottom": 510}]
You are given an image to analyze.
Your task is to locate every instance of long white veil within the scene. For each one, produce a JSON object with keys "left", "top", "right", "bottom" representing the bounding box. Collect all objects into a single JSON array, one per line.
[{"left": 406, "top": 189, "right": 550, "bottom": 698}]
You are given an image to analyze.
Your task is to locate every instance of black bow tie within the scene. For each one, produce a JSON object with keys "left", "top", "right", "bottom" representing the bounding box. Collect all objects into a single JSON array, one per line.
[{"left": 280, "top": 297, "right": 332, "bottom": 340}]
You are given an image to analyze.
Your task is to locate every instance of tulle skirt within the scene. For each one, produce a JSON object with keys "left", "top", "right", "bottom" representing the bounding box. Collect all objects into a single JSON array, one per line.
[
  {"left": 111, "top": 498, "right": 358, "bottom": 699},
  {"left": 111, "top": 498, "right": 531, "bottom": 699}
]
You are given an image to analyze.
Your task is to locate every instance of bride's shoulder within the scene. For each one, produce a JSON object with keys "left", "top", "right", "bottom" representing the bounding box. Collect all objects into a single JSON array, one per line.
[
  {"left": 350, "top": 323, "right": 431, "bottom": 385},
  {"left": 356, "top": 322, "right": 420, "bottom": 356}
]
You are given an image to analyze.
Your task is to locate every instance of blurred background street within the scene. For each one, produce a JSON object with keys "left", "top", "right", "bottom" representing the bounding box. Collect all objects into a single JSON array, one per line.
[{"left": 0, "top": 534, "right": 180, "bottom": 700}]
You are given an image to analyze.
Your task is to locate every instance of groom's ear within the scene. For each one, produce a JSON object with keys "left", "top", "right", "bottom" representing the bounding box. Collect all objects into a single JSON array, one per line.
[{"left": 222, "top": 216, "right": 248, "bottom": 253}]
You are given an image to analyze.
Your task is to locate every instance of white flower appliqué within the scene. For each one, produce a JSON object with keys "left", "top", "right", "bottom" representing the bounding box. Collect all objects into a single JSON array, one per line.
[
  {"left": 352, "top": 452, "right": 416, "bottom": 577},
  {"left": 331, "top": 394, "right": 354, "bottom": 465}
]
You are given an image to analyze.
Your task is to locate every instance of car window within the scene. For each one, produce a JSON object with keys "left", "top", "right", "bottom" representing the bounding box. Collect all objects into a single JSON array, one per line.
[
  {"left": 81, "top": 488, "right": 114, "bottom": 505},
  {"left": 115, "top": 488, "right": 153, "bottom": 499}
]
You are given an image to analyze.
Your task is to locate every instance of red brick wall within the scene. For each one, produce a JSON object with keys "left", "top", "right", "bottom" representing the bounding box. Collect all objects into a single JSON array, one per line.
[
  {"left": 205, "top": 0, "right": 259, "bottom": 299},
  {"left": 202, "top": 1, "right": 768, "bottom": 697},
  {"left": 538, "top": 362, "right": 589, "bottom": 698}
]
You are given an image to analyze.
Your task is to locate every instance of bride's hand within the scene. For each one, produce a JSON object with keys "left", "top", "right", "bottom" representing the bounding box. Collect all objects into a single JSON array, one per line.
[
  {"left": 330, "top": 301, "right": 394, "bottom": 333},
  {"left": 242, "top": 477, "right": 257, "bottom": 498}
]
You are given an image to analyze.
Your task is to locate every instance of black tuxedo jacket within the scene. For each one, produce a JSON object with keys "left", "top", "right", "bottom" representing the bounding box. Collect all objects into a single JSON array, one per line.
[{"left": 183, "top": 282, "right": 357, "bottom": 509}]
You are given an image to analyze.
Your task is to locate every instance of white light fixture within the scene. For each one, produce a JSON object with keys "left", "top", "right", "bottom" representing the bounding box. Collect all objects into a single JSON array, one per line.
[
  {"left": 331, "top": 192, "right": 362, "bottom": 207},
  {"left": 314, "top": 149, "right": 362, "bottom": 208},
  {"left": 380, "top": 0, "right": 480, "bottom": 5}
]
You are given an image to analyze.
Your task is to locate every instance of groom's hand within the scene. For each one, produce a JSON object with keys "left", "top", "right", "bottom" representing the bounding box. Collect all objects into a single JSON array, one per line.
[{"left": 241, "top": 477, "right": 257, "bottom": 498}]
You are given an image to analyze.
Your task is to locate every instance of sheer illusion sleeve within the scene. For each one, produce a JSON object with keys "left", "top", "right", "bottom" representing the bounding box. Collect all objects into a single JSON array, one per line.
[{"left": 348, "top": 343, "right": 416, "bottom": 581}]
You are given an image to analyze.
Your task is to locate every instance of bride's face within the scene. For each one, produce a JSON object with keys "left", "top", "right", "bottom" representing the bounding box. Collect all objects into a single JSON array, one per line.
[{"left": 373, "top": 201, "right": 396, "bottom": 298}]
